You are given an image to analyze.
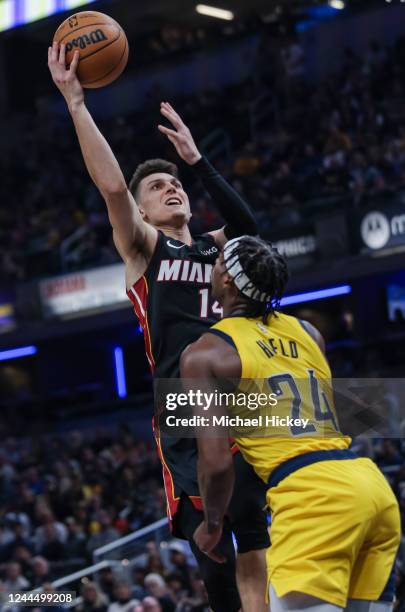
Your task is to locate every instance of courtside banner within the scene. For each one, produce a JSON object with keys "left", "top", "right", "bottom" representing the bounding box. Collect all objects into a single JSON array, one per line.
[
  {"left": 153, "top": 378, "right": 404, "bottom": 439},
  {"left": 38, "top": 263, "right": 127, "bottom": 318}
]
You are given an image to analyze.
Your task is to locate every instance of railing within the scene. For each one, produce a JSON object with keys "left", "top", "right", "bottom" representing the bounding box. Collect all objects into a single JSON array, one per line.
[
  {"left": 93, "top": 517, "right": 170, "bottom": 563},
  {"left": 3, "top": 518, "right": 172, "bottom": 611},
  {"left": 249, "top": 90, "right": 277, "bottom": 142},
  {"left": 60, "top": 225, "right": 92, "bottom": 273},
  {"left": 199, "top": 128, "right": 232, "bottom": 166}
]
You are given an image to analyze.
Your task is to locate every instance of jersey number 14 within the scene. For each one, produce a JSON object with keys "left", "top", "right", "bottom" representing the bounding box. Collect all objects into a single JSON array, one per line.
[{"left": 199, "top": 288, "right": 223, "bottom": 319}]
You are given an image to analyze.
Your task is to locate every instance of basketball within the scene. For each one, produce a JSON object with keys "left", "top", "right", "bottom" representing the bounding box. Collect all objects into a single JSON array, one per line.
[{"left": 53, "top": 11, "right": 129, "bottom": 89}]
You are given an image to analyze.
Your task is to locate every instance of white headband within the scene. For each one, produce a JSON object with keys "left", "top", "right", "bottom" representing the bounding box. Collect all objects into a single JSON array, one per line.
[{"left": 223, "top": 237, "right": 270, "bottom": 303}]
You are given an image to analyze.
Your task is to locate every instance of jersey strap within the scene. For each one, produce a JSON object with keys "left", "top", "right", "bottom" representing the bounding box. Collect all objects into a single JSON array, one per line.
[{"left": 206, "top": 328, "right": 237, "bottom": 349}]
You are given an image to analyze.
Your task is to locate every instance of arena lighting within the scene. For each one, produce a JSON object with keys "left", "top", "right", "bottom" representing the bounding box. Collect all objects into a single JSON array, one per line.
[
  {"left": 328, "top": 0, "right": 345, "bottom": 9},
  {"left": 280, "top": 285, "right": 352, "bottom": 307},
  {"left": 0, "top": 0, "right": 97, "bottom": 33},
  {"left": 114, "top": 346, "right": 127, "bottom": 399},
  {"left": 0, "top": 345, "right": 37, "bottom": 361},
  {"left": 196, "top": 4, "right": 234, "bottom": 20}
]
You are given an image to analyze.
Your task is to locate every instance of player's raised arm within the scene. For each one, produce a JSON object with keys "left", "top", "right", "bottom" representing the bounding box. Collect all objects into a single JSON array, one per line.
[
  {"left": 47, "top": 43, "right": 157, "bottom": 263},
  {"left": 158, "top": 102, "right": 258, "bottom": 246}
]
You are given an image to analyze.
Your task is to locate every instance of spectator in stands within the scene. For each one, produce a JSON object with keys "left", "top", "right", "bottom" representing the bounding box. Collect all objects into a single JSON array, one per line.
[
  {"left": 167, "top": 543, "right": 192, "bottom": 594},
  {"left": 165, "top": 573, "right": 188, "bottom": 602},
  {"left": 174, "top": 573, "right": 210, "bottom": 612},
  {"left": 3, "top": 561, "right": 30, "bottom": 593},
  {"left": 107, "top": 581, "right": 139, "bottom": 612},
  {"left": 144, "top": 574, "right": 175, "bottom": 612},
  {"left": 3, "top": 505, "right": 31, "bottom": 540},
  {"left": 141, "top": 597, "right": 162, "bottom": 612},
  {"left": 132, "top": 568, "right": 147, "bottom": 602},
  {"left": 63, "top": 517, "right": 86, "bottom": 560},
  {"left": 38, "top": 522, "right": 65, "bottom": 561},
  {"left": 10, "top": 546, "right": 33, "bottom": 580},
  {"left": 34, "top": 511, "right": 67, "bottom": 553},
  {"left": 29, "top": 556, "right": 52, "bottom": 589},
  {"left": 142, "top": 542, "right": 165, "bottom": 576},
  {"left": 0, "top": 520, "right": 33, "bottom": 561},
  {"left": 281, "top": 35, "right": 305, "bottom": 80},
  {"left": 75, "top": 581, "right": 109, "bottom": 612},
  {"left": 98, "top": 567, "right": 118, "bottom": 602},
  {"left": 86, "top": 510, "right": 120, "bottom": 558}
]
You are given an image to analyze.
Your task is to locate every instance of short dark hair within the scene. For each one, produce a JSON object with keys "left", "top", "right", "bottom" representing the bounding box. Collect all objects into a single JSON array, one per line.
[
  {"left": 129, "top": 159, "right": 179, "bottom": 201},
  {"left": 227, "top": 236, "right": 289, "bottom": 322}
]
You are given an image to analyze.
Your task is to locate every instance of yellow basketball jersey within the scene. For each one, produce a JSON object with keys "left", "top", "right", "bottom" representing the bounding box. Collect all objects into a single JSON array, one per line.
[{"left": 211, "top": 313, "right": 351, "bottom": 483}]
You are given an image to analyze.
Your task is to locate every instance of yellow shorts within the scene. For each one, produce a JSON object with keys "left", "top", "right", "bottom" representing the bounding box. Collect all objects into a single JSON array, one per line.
[{"left": 267, "top": 457, "right": 401, "bottom": 608}]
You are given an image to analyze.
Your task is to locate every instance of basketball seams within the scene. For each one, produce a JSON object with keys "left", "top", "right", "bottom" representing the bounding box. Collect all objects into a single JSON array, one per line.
[{"left": 82, "top": 36, "right": 128, "bottom": 86}]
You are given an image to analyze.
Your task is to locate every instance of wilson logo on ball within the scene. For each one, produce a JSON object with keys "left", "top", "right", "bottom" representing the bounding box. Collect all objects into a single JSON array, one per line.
[{"left": 65, "top": 29, "right": 108, "bottom": 52}]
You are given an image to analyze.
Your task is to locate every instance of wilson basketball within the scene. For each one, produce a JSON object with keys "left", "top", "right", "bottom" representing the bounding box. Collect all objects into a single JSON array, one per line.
[{"left": 53, "top": 11, "right": 129, "bottom": 89}]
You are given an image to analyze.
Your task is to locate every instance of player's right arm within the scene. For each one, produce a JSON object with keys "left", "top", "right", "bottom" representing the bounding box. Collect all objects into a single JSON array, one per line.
[{"left": 47, "top": 42, "right": 157, "bottom": 266}]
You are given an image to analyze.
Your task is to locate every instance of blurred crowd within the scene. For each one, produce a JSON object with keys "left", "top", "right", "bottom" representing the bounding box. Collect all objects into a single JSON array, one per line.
[
  {"left": 0, "top": 30, "right": 404, "bottom": 283},
  {"left": 0, "top": 424, "right": 174, "bottom": 609},
  {"left": 1, "top": 426, "right": 405, "bottom": 611}
]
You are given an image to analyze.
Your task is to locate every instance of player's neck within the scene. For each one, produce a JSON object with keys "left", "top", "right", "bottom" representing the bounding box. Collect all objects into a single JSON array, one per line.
[
  {"left": 156, "top": 224, "right": 193, "bottom": 246},
  {"left": 222, "top": 297, "right": 249, "bottom": 318}
]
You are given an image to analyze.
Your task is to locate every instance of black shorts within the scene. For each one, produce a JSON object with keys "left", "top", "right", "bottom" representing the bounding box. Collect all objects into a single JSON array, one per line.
[
  {"left": 227, "top": 450, "right": 270, "bottom": 553},
  {"left": 174, "top": 450, "right": 270, "bottom": 552},
  {"left": 174, "top": 452, "right": 270, "bottom": 612}
]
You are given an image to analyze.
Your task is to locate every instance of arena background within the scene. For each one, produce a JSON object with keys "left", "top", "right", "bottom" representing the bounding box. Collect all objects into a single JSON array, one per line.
[{"left": 0, "top": 0, "right": 404, "bottom": 609}]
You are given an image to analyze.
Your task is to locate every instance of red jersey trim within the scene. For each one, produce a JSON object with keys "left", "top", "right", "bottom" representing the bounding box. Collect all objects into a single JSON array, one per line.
[
  {"left": 127, "top": 276, "right": 155, "bottom": 373},
  {"left": 152, "top": 418, "right": 203, "bottom": 523}
]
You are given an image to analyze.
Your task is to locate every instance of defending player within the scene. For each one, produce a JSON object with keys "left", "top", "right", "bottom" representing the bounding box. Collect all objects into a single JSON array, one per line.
[
  {"left": 48, "top": 43, "right": 269, "bottom": 612},
  {"left": 180, "top": 235, "right": 401, "bottom": 611}
]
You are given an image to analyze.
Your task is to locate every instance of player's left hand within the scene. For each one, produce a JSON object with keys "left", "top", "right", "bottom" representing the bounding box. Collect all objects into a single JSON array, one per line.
[
  {"left": 193, "top": 521, "right": 226, "bottom": 563},
  {"left": 158, "top": 102, "right": 202, "bottom": 166}
]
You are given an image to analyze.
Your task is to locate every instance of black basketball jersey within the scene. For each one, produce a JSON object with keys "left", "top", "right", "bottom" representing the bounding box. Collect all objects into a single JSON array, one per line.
[
  {"left": 127, "top": 231, "right": 227, "bottom": 525},
  {"left": 127, "top": 230, "right": 222, "bottom": 378}
]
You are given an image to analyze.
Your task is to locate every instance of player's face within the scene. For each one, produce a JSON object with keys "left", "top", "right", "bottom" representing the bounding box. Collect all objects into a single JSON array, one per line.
[{"left": 137, "top": 173, "right": 191, "bottom": 226}]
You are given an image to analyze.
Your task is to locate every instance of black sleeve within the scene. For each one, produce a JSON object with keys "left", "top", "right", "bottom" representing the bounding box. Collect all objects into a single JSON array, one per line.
[{"left": 191, "top": 155, "right": 258, "bottom": 239}]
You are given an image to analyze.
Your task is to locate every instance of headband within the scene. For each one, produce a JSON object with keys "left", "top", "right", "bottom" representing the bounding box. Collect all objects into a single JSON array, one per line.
[{"left": 223, "top": 237, "right": 270, "bottom": 303}]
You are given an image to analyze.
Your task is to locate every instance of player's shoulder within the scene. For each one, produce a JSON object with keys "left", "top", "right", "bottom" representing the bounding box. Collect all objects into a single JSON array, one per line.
[
  {"left": 181, "top": 331, "right": 240, "bottom": 378},
  {"left": 270, "top": 312, "right": 326, "bottom": 354},
  {"left": 180, "top": 333, "right": 214, "bottom": 376},
  {"left": 192, "top": 232, "right": 220, "bottom": 251},
  {"left": 297, "top": 318, "right": 326, "bottom": 354}
]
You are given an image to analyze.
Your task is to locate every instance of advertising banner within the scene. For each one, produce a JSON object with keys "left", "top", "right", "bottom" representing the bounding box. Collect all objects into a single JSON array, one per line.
[{"left": 39, "top": 263, "right": 128, "bottom": 318}]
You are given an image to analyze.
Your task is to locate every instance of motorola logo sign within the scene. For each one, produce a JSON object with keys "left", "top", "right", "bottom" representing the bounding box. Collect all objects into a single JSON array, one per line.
[
  {"left": 361, "top": 210, "right": 405, "bottom": 250},
  {"left": 361, "top": 211, "right": 391, "bottom": 249}
]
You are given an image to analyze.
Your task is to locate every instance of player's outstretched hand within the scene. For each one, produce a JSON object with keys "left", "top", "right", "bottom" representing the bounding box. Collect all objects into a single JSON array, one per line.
[
  {"left": 193, "top": 521, "right": 226, "bottom": 564},
  {"left": 158, "top": 102, "right": 202, "bottom": 166},
  {"left": 48, "top": 42, "right": 84, "bottom": 112}
]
